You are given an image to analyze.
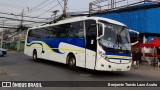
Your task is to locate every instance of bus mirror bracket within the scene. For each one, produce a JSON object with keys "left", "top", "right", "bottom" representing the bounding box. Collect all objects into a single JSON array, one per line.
[
  {"left": 97, "top": 22, "right": 105, "bottom": 40},
  {"left": 129, "top": 29, "right": 139, "bottom": 46}
]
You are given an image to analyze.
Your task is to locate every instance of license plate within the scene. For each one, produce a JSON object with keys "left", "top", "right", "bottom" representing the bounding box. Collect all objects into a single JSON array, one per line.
[{"left": 116, "top": 69, "right": 122, "bottom": 71}]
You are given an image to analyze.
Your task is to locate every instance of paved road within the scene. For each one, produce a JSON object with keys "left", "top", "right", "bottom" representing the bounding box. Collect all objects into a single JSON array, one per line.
[{"left": 0, "top": 51, "right": 160, "bottom": 90}]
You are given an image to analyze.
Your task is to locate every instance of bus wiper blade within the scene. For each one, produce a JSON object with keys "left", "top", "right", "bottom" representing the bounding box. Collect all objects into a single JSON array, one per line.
[{"left": 113, "top": 27, "right": 125, "bottom": 48}]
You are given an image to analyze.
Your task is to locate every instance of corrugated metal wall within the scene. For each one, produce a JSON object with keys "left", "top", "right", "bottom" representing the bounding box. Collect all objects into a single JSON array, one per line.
[
  {"left": 146, "top": 7, "right": 160, "bottom": 34},
  {"left": 96, "top": 6, "right": 160, "bottom": 34}
]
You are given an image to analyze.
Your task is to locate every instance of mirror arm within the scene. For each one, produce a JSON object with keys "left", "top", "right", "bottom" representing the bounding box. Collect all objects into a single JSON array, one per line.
[
  {"left": 129, "top": 29, "right": 139, "bottom": 46},
  {"left": 97, "top": 23, "right": 105, "bottom": 40}
]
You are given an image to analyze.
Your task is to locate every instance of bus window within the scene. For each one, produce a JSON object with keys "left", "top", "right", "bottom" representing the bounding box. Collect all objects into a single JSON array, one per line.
[
  {"left": 85, "top": 20, "right": 97, "bottom": 51},
  {"left": 67, "top": 21, "right": 84, "bottom": 38}
]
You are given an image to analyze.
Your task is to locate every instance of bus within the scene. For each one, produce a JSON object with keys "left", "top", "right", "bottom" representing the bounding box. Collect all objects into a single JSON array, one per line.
[{"left": 24, "top": 16, "right": 134, "bottom": 71}]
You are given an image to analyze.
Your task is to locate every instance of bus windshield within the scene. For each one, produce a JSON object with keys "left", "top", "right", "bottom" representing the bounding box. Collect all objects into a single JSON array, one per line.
[{"left": 98, "top": 20, "right": 131, "bottom": 53}]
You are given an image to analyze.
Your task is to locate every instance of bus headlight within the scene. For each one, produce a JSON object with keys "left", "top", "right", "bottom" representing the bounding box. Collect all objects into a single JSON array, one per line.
[{"left": 100, "top": 53, "right": 110, "bottom": 62}]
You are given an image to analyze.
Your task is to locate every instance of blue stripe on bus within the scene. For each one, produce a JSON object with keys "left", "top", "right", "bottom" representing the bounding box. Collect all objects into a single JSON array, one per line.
[
  {"left": 27, "top": 38, "right": 85, "bottom": 54},
  {"left": 105, "top": 52, "right": 131, "bottom": 57},
  {"left": 109, "top": 58, "right": 130, "bottom": 60}
]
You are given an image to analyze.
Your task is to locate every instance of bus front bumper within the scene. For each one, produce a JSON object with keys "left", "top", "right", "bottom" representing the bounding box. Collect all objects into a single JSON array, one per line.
[{"left": 95, "top": 59, "right": 132, "bottom": 71}]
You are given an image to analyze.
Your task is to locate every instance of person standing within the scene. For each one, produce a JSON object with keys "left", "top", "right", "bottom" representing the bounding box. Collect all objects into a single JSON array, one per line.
[{"left": 135, "top": 49, "right": 141, "bottom": 68}]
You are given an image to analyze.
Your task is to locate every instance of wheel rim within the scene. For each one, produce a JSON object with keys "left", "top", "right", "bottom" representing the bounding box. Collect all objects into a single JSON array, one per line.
[
  {"left": 70, "top": 58, "right": 75, "bottom": 65},
  {"left": 33, "top": 53, "right": 37, "bottom": 60},
  {"left": 34, "top": 55, "right": 36, "bottom": 59}
]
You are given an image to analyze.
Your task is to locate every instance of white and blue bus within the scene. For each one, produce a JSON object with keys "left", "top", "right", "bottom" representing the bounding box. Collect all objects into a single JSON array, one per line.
[{"left": 24, "top": 16, "right": 133, "bottom": 71}]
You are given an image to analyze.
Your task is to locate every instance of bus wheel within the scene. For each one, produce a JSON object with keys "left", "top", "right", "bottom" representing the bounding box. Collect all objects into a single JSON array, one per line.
[
  {"left": 33, "top": 50, "right": 38, "bottom": 61},
  {"left": 68, "top": 55, "right": 77, "bottom": 70}
]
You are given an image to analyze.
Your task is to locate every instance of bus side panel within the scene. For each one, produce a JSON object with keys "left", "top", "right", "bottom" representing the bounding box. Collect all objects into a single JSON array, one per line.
[
  {"left": 58, "top": 42, "right": 86, "bottom": 67},
  {"left": 24, "top": 30, "right": 30, "bottom": 56},
  {"left": 24, "top": 46, "right": 32, "bottom": 57},
  {"left": 85, "top": 49, "right": 96, "bottom": 70},
  {"left": 25, "top": 41, "right": 49, "bottom": 59}
]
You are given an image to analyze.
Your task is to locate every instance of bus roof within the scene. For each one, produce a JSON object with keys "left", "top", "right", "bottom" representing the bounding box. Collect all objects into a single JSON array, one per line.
[{"left": 30, "top": 16, "right": 126, "bottom": 29}]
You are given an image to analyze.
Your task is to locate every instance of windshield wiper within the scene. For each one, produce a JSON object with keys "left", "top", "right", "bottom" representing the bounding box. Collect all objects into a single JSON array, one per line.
[
  {"left": 118, "top": 27, "right": 129, "bottom": 50},
  {"left": 113, "top": 27, "right": 125, "bottom": 49}
]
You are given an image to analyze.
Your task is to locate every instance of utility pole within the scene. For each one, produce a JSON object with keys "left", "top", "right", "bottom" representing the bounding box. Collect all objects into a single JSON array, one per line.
[
  {"left": 63, "top": 0, "right": 67, "bottom": 18},
  {"left": 1, "top": 20, "right": 5, "bottom": 48},
  {"left": 111, "top": 0, "right": 114, "bottom": 10},
  {"left": 17, "top": 9, "right": 24, "bottom": 51}
]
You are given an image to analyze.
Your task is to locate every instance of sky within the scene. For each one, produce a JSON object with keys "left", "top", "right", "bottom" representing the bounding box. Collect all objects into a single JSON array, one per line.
[
  {"left": 0, "top": 0, "right": 146, "bottom": 31},
  {"left": 0, "top": 0, "right": 94, "bottom": 17},
  {"left": 0, "top": 0, "right": 94, "bottom": 31}
]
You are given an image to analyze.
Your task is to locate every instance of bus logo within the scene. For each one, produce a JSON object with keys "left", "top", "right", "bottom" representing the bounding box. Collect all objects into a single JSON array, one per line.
[{"left": 2, "top": 82, "right": 11, "bottom": 87}]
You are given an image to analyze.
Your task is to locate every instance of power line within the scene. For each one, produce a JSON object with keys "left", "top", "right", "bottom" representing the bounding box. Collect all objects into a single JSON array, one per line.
[
  {"left": 31, "top": 0, "right": 50, "bottom": 11},
  {"left": 0, "top": 16, "right": 48, "bottom": 23},
  {"left": 32, "top": 0, "right": 56, "bottom": 12},
  {"left": 57, "top": 0, "right": 63, "bottom": 9},
  {"left": 0, "top": 11, "right": 51, "bottom": 20},
  {"left": 36, "top": 0, "right": 63, "bottom": 17},
  {"left": 0, "top": 26, "right": 18, "bottom": 29},
  {"left": 0, "top": 24, "right": 17, "bottom": 27}
]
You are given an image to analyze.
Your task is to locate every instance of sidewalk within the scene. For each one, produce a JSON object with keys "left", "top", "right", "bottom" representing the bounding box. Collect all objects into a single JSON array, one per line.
[
  {"left": 131, "top": 62, "right": 160, "bottom": 73},
  {"left": 7, "top": 50, "right": 20, "bottom": 53}
]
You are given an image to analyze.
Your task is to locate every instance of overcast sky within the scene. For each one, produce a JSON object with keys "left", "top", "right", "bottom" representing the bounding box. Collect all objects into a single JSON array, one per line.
[
  {"left": 0, "top": 0, "right": 93, "bottom": 18},
  {"left": 0, "top": 0, "right": 94, "bottom": 31},
  {"left": 0, "top": 0, "right": 146, "bottom": 31}
]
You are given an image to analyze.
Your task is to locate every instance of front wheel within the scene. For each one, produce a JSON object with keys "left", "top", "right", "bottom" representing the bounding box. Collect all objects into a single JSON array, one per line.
[{"left": 68, "top": 55, "right": 77, "bottom": 70}]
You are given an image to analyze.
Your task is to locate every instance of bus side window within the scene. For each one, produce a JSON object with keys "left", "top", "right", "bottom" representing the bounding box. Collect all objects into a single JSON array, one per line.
[
  {"left": 28, "top": 30, "right": 32, "bottom": 39},
  {"left": 68, "top": 21, "right": 84, "bottom": 38},
  {"left": 28, "top": 29, "right": 40, "bottom": 40},
  {"left": 58, "top": 24, "right": 68, "bottom": 38},
  {"left": 51, "top": 26, "right": 60, "bottom": 38}
]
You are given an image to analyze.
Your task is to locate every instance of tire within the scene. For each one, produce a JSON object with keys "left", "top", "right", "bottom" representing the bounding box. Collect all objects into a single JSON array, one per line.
[
  {"left": 68, "top": 55, "right": 77, "bottom": 70},
  {"left": 33, "top": 51, "right": 38, "bottom": 61}
]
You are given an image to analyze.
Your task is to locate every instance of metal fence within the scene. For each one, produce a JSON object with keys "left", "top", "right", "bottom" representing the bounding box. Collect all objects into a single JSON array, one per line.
[
  {"left": 1, "top": 41, "right": 25, "bottom": 51},
  {"left": 89, "top": 0, "right": 160, "bottom": 14}
]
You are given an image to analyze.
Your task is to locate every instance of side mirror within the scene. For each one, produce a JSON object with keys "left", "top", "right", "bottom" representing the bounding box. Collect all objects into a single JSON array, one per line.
[
  {"left": 129, "top": 29, "right": 139, "bottom": 45},
  {"left": 97, "top": 22, "right": 105, "bottom": 40}
]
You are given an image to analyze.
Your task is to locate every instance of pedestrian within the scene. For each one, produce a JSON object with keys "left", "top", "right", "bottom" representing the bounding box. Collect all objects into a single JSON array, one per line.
[{"left": 134, "top": 49, "right": 141, "bottom": 68}]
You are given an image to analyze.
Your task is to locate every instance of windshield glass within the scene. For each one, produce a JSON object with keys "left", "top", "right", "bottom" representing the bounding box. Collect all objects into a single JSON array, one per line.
[{"left": 98, "top": 20, "right": 131, "bottom": 52}]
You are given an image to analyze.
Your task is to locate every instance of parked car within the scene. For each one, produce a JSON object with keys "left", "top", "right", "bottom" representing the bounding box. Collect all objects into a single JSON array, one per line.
[{"left": 0, "top": 48, "right": 7, "bottom": 56}]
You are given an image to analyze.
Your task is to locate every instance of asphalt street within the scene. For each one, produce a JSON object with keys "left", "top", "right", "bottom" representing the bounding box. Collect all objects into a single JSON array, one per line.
[{"left": 0, "top": 51, "right": 160, "bottom": 90}]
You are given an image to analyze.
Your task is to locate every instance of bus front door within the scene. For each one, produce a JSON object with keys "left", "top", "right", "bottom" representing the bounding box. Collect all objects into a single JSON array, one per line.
[{"left": 85, "top": 20, "right": 97, "bottom": 70}]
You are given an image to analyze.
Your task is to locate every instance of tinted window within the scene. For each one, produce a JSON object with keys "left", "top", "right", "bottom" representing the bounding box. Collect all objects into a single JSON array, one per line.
[
  {"left": 28, "top": 27, "right": 54, "bottom": 40},
  {"left": 67, "top": 21, "right": 84, "bottom": 38},
  {"left": 28, "top": 29, "right": 40, "bottom": 40},
  {"left": 59, "top": 24, "right": 69, "bottom": 38},
  {"left": 85, "top": 20, "right": 97, "bottom": 36},
  {"left": 28, "top": 21, "right": 84, "bottom": 39},
  {"left": 85, "top": 20, "right": 97, "bottom": 51}
]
